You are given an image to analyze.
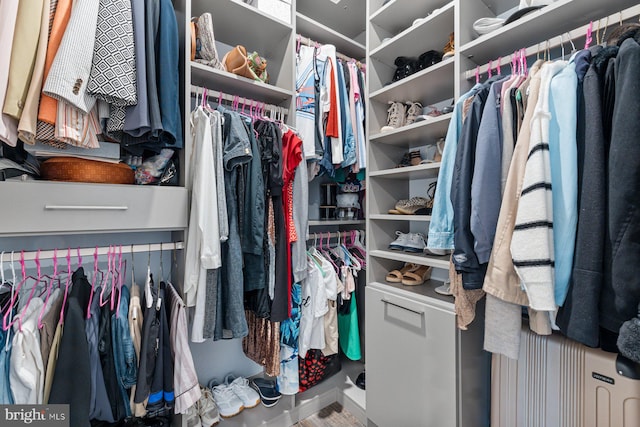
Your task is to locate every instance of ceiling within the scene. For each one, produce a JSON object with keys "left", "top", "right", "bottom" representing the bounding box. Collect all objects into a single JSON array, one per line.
[{"left": 296, "top": 0, "right": 367, "bottom": 39}]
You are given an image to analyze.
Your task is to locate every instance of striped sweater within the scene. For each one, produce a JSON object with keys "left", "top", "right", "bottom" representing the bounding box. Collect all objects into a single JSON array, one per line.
[{"left": 510, "top": 61, "right": 566, "bottom": 311}]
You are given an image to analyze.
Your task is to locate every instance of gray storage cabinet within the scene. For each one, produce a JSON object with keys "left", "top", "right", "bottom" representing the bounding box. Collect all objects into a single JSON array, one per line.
[{"left": 365, "top": 282, "right": 490, "bottom": 427}]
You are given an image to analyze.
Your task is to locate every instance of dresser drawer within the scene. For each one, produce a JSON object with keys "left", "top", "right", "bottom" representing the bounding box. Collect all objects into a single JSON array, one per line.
[{"left": 0, "top": 181, "right": 188, "bottom": 235}]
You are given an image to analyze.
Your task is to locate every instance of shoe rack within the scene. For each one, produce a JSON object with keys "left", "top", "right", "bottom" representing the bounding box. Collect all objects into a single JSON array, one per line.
[{"left": 365, "top": 0, "right": 638, "bottom": 426}]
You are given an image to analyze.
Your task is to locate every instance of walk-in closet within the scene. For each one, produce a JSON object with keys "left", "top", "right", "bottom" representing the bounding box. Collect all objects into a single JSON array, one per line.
[{"left": 1, "top": 0, "right": 640, "bottom": 426}]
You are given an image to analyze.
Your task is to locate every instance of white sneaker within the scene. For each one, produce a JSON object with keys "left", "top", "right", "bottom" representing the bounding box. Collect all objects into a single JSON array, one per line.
[
  {"left": 404, "top": 102, "right": 423, "bottom": 125},
  {"left": 403, "top": 233, "right": 427, "bottom": 253},
  {"left": 199, "top": 386, "right": 220, "bottom": 426},
  {"left": 210, "top": 380, "right": 244, "bottom": 418},
  {"left": 424, "top": 247, "right": 448, "bottom": 256},
  {"left": 225, "top": 375, "right": 261, "bottom": 409},
  {"left": 435, "top": 281, "right": 453, "bottom": 296},
  {"left": 185, "top": 402, "right": 202, "bottom": 427},
  {"left": 388, "top": 231, "right": 410, "bottom": 250}
]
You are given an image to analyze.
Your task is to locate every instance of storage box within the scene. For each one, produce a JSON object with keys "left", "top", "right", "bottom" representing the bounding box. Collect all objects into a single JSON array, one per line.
[{"left": 255, "top": 0, "right": 291, "bottom": 24}]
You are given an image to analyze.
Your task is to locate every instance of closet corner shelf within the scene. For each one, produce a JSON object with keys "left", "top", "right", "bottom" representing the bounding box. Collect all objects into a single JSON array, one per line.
[
  {"left": 370, "top": 113, "right": 451, "bottom": 146},
  {"left": 190, "top": 62, "right": 293, "bottom": 105},
  {"left": 459, "top": 0, "right": 638, "bottom": 64},
  {"left": 368, "top": 1, "right": 454, "bottom": 65},
  {"left": 308, "top": 219, "right": 366, "bottom": 226},
  {"left": 296, "top": 12, "right": 366, "bottom": 60},
  {"left": 192, "top": 0, "right": 293, "bottom": 55},
  {"left": 369, "top": 280, "right": 455, "bottom": 311},
  {"left": 369, "top": 214, "right": 432, "bottom": 222},
  {"left": 369, "top": 57, "right": 454, "bottom": 106},
  {"left": 370, "top": 249, "right": 450, "bottom": 270},
  {"left": 368, "top": 162, "right": 440, "bottom": 180},
  {"left": 369, "top": 0, "right": 451, "bottom": 34}
]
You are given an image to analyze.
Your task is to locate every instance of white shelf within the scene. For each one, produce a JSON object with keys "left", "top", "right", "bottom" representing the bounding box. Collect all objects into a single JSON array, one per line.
[
  {"left": 369, "top": 57, "right": 455, "bottom": 105},
  {"left": 191, "top": 62, "right": 293, "bottom": 104},
  {"left": 369, "top": 163, "right": 440, "bottom": 180},
  {"left": 296, "top": 12, "right": 366, "bottom": 60},
  {"left": 369, "top": 280, "right": 454, "bottom": 310},
  {"left": 370, "top": 0, "right": 451, "bottom": 34},
  {"left": 369, "top": 1, "right": 454, "bottom": 66},
  {"left": 460, "top": 0, "right": 639, "bottom": 64},
  {"left": 370, "top": 214, "right": 432, "bottom": 222},
  {"left": 308, "top": 220, "right": 366, "bottom": 226},
  {"left": 192, "top": 0, "right": 293, "bottom": 57},
  {"left": 370, "top": 249, "right": 450, "bottom": 270},
  {"left": 296, "top": 0, "right": 366, "bottom": 43},
  {"left": 370, "top": 113, "right": 451, "bottom": 147}
]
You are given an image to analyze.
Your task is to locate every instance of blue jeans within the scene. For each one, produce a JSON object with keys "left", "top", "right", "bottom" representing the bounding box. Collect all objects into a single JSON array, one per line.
[
  {"left": 0, "top": 326, "right": 13, "bottom": 404},
  {"left": 111, "top": 285, "right": 137, "bottom": 417}
]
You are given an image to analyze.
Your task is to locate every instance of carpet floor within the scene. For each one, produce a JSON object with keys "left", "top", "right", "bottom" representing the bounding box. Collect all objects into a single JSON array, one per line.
[{"left": 295, "top": 402, "right": 364, "bottom": 427}]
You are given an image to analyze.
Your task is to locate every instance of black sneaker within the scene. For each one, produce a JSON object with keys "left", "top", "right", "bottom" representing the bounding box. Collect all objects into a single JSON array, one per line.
[{"left": 250, "top": 378, "right": 282, "bottom": 408}]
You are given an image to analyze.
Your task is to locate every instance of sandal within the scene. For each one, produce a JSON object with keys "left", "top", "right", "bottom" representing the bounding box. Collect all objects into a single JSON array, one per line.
[
  {"left": 401, "top": 265, "right": 432, "bottom": 286},
  {"left": 385, "top": 263, "right": 419, "bottom": 283}
]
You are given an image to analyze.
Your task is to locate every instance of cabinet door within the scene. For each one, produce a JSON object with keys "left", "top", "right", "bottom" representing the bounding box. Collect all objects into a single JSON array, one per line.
[{"left": 366, "top": 286, "right": 457, "bottom": 427}]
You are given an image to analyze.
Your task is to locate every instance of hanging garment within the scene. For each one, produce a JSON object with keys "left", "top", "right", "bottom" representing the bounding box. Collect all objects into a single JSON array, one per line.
[
  {"left": 427, "top": 86, "right": 480, "bottom": 250},
  {"left": 3, "top": 0, "right": 45, "bottom": 121},
  {"left": 336, "top": 61, "right": 356, "bottom": 168},
  {"left": 39, "top": 288, "right": 62, "bottom": 376},
  {"left": 278, "top": 282, "right": 301, "bottom": 395},
  {"left": 143, "top": 0, "right": 163, "bottom": 139},
  {"left": 17, "top": 0, "right": 51, "bottom": 145},
  {"left": 291, "top": 152, "right": 310, "bottom": 284},
  {"left": 49, "top": 268, "right": 92, "bottom": 427},
  {"left": 42, "top": 317, "right": 63, "bottom": 404},
  {"left": 167, "top": 283, "right": 200, "bottom": 414},
  {"left": 10, "top": 298, "right": 45, "bottom": 404},
  {"left": 548, "top": 55, "right": 578, "bottom": 308},
  {"left": 184, "top": 107, "right": 221, "bottom": 343},
  {"left": 87, "top": 0, "right": 136, "bottom": 106},
  {"left": 128, "top": 284, "right": 147, "bottom": 417},
  {"left": 337, "top": 292, "right": 361, "bottom": 361},
  {"left": 296, "top": 45, "right": 321, "bottom": 159},
  {"left": 0, "top": 0, "right": 20, "bottom": 146},
  {"left": 511, "top": 60, "right": 566, "bottom": 312},
  {"left": 214, "top": 107, "right": 251, "bottom": 340},
  {"left": 298, "top": 349, "right": 341, "bottom": 393},
  {"left": 111, "top": 285, "right": 137, "bottom": 418},
  {"left": 86, "top": 287, "right": 116, "bottom": 422},
  {"left": 242, "top": 310, "right": 281, "bottom": 377},
  {"left": 0, "top": 314, "right": 14, "bottom": 404},
  {"left": 43, "top": 0, "right": 100, "bottom": 113},
  {"left": 299, "top": 259, "right": 329, "bottom": 359}
]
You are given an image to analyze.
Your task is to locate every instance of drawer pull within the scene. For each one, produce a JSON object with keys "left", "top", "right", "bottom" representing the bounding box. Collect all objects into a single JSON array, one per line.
[
  {"left": 44, "top": 205, "right": 129, "bottom": 211},
  {"left": 381, "top": 299, "right": 424, "bottom": 316}
]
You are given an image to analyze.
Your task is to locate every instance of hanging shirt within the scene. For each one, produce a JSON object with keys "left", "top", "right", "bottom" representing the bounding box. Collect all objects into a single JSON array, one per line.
[
  {"left": 0, "top": 0, "right": 20, "bottom": 146},
  {"left": 299, "top": 259, "right": 329, "bottom": 359},
  {"left": 10, "top": 298, "right": 45, "bottom": 404},
  {"left": 548, "top": 56, "right": 578, "bottom": 308},
  {"left": 296, "top": 45, "right": 320, "bottom": 159}
]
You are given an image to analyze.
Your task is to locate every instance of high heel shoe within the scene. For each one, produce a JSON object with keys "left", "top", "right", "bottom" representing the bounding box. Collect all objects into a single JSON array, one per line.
[{"left": 401, "top": 265, "right": 432, "bottom": 286}]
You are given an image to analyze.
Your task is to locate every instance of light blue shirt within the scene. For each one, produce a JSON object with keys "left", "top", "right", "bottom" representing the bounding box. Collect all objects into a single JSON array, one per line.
[
  {"left": 427, "top": 85, "right": 481, "bottom": 249},
  {"left": 548, "top": 56, "right": 577, "bottom": 307}
]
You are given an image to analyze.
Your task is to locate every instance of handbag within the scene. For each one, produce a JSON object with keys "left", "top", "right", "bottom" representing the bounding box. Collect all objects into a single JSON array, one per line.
[{"left": 222, "top": 45, "right": 269, "bottom": 83}]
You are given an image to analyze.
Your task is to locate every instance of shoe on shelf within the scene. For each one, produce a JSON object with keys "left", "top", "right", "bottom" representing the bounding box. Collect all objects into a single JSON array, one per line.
[
  {"left": 401, "top": 265, "right": 433, "bottom": 286},
  {"left": 395, "top": 151, "right": 412, "bottom": 168},
  {"left": 442, "top": 32, "right": 455, "bottom": 59},
  {"left": 381, "top": 101, "right": 407, "bottom": 132},
  {"left": 395, "top": 197, "right": 431, "bottom": 215},
  {"left": 434, "top": 138, "right": 445, "bottom": 162},
  {"left": 405, "top": 101, "right": 423, "bottom": 126},
  {"left": 410, "top": 150, "right": 422, "bottom": 166},
  {"left": 417, "top": 50, "right": 443, "bottom": 71},
  {"left": 209, "top": 379, "right": 244, "bottom": 418},
  {"left": 435, "top": 280, "right": 453, "bottom": 296},
  {"left": 250, "top": 378, "right": 282, "bottom": 408},
  {"left": 185, "top": 403, "right": 202, "bottom": 427},
  {"left": 388, "top": 231, "right": 410, "bottom": 250},
  {"left": 355, "top": 371, "right": 365, "bottom": 390},
  {"left": 385, "top": 263, "right": 420, "bottom": 283},
  {"left": 192, "top": 13, "right": 225, "bottom": 71},
  {"left": 424, "top": 247, "right": 448, "bottom": 256},
  {"left": 403, "top": 232, "right": 428, "bottom": 253},
  {"left": 225, "top": 374, "right": 261, "bottom": 409},
  {"left": 199, "top": 386, "right": 221, "bottom": 426},
  {"left": 392, "top": 56, "right": 417, "bottom": 82}
]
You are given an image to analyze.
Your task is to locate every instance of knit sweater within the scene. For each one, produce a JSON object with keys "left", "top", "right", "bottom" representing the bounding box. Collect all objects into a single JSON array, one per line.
[{"left": 510, "top": 61, "right": 566, "bottom": 311}]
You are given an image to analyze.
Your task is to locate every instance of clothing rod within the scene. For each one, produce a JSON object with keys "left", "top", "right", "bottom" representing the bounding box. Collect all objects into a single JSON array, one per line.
[
  {"left": 306, "top": 231, "right": 365, "bottom": 241},
  {"left": 190, "top": 84, "right": 289, "bottom": 116},
  {"left": 464, "top": 3, "right": 640, "bottom": 80},
  {"left": 297, "top": 34, "right": 363, "bottom": 64},
  {"left": 7, "top": 242, "right": 184, "bottom": 262}
]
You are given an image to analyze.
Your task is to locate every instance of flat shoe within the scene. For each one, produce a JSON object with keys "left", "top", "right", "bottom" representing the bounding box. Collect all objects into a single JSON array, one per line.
[
  {"left": 401, "top": 265, "right": 432, "bottom": 286},
  {"left": 385, "top": 263, "right": 419, "bottom": 283}
]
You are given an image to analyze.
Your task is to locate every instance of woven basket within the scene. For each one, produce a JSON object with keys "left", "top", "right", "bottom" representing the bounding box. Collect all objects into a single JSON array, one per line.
[{"left": 41, "top": 157, "right": 135, "bottom": 184}]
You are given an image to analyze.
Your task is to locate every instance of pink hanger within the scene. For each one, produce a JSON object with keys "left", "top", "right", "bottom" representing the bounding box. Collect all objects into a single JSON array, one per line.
[
  {"left": 496, "top": 57, "right": 502, "bottom": 75},
  {"left": 218, "top": 91, "right": 223, "bottom": 106},
  {"left": 585, "top": 21, "right": 593, "bottom": 49},
  {"left": 512, "top": 52, "right": 517, "bottom": 74},
  {"left": 37, "top": 249, "right": 58, "bottom": 329},
  {"left": 77, "top": 247, "right": 82, "bottom": 269},
  {"left": 58, "top": 249, "right": 72, "bottom": 325},
  {"left": 113, "top": 245, "right": 123, "bottom": 315},
  {"left": 98, "top": 246, "right": 115, "bottom": 308},
  {"left": 86, "top": 247, "right": 99, "bottom": 318},
  {"left": 488, "top": 60, "right": 493, "bottom": 78},
  {"left": 475, "top": 66, "right": 480, "bottom": 84},
  {"left": 8, "top": 250, "right": 45, "bottom": 332}
]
